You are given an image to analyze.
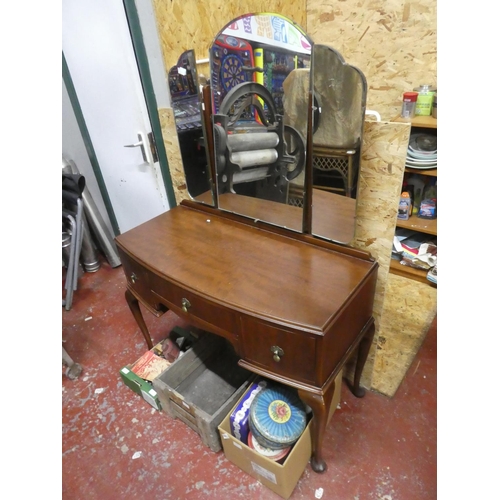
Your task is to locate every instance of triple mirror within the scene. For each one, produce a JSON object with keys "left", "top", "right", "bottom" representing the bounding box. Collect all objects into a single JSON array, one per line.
[{"left": 168, "top": 13, "right": 367, "bottom": 244}]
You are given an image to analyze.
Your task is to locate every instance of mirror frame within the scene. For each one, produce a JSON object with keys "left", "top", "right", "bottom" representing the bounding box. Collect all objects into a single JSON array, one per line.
[
  {"left": 174, "top": 13, "right": 368, "bottom": 246},
  {"left": 206, "top": 13, "right": 313, "bottom": 233}
]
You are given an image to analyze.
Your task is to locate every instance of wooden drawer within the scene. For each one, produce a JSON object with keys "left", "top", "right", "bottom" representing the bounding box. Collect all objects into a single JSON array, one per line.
[
  {"left": 118, "top": 250, "right": 156, "bottom": 306},
  {"left": 149, "top": 273, "right": 240, "bottom": 339},
  {"left": 240, "top": 317, "right": 318, "bottom": 385}
]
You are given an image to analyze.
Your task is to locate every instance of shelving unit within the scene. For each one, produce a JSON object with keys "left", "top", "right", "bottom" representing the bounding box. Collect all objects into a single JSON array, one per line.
[
  {"left": 390, "top": 114, "right": 437, "bottom": 284},
  {"left": 394, "top": 115, "right": 437, "bottom": 129}
]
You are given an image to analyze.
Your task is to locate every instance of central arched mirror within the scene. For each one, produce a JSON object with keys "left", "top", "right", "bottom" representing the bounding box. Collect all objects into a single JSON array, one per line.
[
  {"left": 174, "top": 13, "right": 367, "bottom": 244},
  {"left": 208, "top": 13, "right": 312, "bottom": 233}
]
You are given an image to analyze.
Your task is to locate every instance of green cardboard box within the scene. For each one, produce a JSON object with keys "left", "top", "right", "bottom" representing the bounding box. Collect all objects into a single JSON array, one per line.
[
  {"left": 119, "top": 327, "right": 203, "bottom": 411},
  {"left": 120, "top": 365, "right": 162, "bottom": 411}
]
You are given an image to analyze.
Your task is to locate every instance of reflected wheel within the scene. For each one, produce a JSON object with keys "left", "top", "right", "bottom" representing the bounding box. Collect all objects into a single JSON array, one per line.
[
  {"left": 219, "top": 82, "right": 277, "bottom": 127},
  {"left": 283, "top": 125, "right": 306, "bottom": 181}
]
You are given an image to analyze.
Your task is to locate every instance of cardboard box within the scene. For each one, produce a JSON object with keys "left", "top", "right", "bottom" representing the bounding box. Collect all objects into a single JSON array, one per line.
[
  {"left": 153, "top": 332, "right": 254, "bottom": 452},
  {"left": 119, "top": 340, "right": 173, "bottom": 411},
  {"left": 119, "top": 327, "right": 202, "bottom": 411},
  {"left": 218, "top": 372, "right": 342, "bottom": 499},
  {"left": 119, "top": 365, "right": 162, "bottom": 411}
]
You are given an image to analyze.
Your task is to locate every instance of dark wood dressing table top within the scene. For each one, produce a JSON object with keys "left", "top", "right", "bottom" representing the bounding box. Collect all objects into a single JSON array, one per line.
[
  {"left": 117, "top": 203, "right": 372, "bottom": 332},
  {"left": 195, "top": 189, "right": 357, "bottom": 244}
]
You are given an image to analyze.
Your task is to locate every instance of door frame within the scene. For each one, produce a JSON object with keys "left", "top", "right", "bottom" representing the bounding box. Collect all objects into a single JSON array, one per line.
[{"left": 123, "top": 0, "right": 177, "bottom": 210}]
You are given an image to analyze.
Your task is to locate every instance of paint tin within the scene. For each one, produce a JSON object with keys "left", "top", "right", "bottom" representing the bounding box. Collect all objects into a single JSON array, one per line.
[{"left": 247, "top": 431, "right": 291, "bottom": 462}]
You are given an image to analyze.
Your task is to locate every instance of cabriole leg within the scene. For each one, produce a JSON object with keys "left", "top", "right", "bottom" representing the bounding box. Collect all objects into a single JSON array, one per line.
[
  {"left": 351, "top": 320, "right": 376, "bottom": 398},
  {"left": 125, "top": 288, "right": 153, "bottom": 349},
  {"left": 298, "top": 381, "right": 336, "bottom": 473}
]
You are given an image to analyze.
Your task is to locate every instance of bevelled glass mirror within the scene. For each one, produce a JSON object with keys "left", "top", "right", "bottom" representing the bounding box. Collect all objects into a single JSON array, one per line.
[
  {"left": 173, "top": 15, "right": 368, "bottom": 244},
  {"left": 310, "top": 44, "right": 367, "bottom": 243},
  {"left": 168, "top": 49, "right": 214, "bottom": 205},
  {"left": 208, "top": 13, "right": 313, "bottom": 232}
]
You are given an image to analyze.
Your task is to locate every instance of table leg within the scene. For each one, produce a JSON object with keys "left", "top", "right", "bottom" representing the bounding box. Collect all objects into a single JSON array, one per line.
[
  {"left": 350, "top": 320, "right": 376, "bottom": 398},
  {"left": 298, "top": 380, "right": 336, "bottom": 474},
  {"left": 125, "top": 288, "right": 153, "bottom": 349}
]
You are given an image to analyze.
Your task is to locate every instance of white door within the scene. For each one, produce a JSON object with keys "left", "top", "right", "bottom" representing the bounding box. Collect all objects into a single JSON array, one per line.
[{"left": 62, "top": 0, "right": 170, "bottom": 234}]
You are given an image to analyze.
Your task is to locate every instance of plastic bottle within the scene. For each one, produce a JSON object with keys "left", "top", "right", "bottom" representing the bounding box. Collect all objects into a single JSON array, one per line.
[
  {"left": 407, "top": 174, "right": 426, "bottom": 214},
  {"left": 397, "top": 192, "right": 413, "bottom": 220},
  {"left": 401, "top": 92, "right": 418, "bottom": 119},
  {"left": 423, "top": 178, "right": 437, "bottom": 201}
]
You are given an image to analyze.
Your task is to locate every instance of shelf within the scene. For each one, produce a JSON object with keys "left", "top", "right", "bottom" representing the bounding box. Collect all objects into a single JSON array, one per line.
[
  {"left": 389, "top": 259, "right": 436, "bottom": 285},
  {"left": 393, "top": 115, "right": 437, "bottom": 129},
  {"left": 390, "top": 113, "right": 437, "bottom": 286},
  {"left": 404, "top": 167, "right": 437, "bottom": 177},
  {"left": 395, "top": 216, "right": 437, "bottom": 236}
]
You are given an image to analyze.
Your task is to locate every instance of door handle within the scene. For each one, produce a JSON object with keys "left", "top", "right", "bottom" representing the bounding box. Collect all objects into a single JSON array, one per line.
[{"left": 124, "top": 132, "right": 154, "bottom": 165}]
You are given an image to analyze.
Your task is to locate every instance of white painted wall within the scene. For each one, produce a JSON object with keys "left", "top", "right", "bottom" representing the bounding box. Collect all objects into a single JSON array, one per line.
[{"left": 62, "top": 78, "right": 115, "bottom": 237}]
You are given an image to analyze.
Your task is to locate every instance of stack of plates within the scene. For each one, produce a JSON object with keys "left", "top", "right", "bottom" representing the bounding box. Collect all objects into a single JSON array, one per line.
[{"left": 406, "top": 133, "right": 437, "bottom": 170}]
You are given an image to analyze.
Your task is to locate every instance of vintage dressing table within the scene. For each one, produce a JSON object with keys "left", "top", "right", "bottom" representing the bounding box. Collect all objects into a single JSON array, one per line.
[{"left": 115, "top": 14, "right": 377, "bottom": 473}]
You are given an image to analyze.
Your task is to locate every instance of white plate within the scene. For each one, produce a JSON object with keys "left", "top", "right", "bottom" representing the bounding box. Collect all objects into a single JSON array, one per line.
[
  {"left": 409, "top": 133, "right": 437, "bottom": 152},
  {"left": 406, "top": 158, "right": 437, "bottom": 166},
  {"left": 408, "top": 146, "right": 437, "bottom": 155},
  {"left": 407, "top": 150, "right": 437, "bottom": 160}
]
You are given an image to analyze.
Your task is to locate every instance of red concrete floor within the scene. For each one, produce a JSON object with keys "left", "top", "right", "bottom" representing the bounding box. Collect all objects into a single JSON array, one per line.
[{"left": 62, "top": 260, "right": 437, "bottom": 500}]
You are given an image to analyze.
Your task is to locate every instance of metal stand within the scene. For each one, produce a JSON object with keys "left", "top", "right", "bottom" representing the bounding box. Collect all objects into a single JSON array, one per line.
[{"left": 62, "top": 346, "right": 83, "bottom": 379}]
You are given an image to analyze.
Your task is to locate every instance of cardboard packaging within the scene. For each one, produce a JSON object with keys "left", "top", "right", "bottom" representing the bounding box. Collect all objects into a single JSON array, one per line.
[
  {"left": 230, "top": 378, "right": 268, "bottom": 444},
  {"left": 119, "top": 339, "right": 174, "bottom": 411},
  {"left": 218, "top": 372, "right": 342, "bottom": 499},
  {"left": 120, "top": 365, "right": 163, "bottom": 410}
]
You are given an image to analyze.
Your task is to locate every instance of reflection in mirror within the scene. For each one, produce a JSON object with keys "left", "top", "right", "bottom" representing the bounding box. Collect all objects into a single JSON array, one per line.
[
  {"left": 168, "top": 50, "right": 214, "bottom": 204},
  {"left": 208, "top": 13, "right": 312, "bottom": 231},
  {"left": 310, "top": 44, "right": 367, "bottom": 243}
]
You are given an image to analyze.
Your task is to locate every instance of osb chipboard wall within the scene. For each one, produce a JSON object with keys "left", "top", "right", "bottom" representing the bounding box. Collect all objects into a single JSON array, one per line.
[
  {"left": 307, "top": 0, "right": 437, "bottom": 121},
  {"left": 343, "top": 120, "right": 410, "bottom": 391},
  {"left": 158, "top": 108, "right": 187, "bottom": 205},
  {"left": 152, "top": 0, "right": 306, "bottom": 72},
  {"left": 371, "top": 274, "right": 437, "bottom": 397}
]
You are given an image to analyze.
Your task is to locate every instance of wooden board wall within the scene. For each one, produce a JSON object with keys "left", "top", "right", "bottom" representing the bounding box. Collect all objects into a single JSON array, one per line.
[
  {"left": 343, "top": 120, "right": 410, "bottom": 391},
  {"left": 372, "top": 273, "right": 437, "bottom": 397},
  {"left": 307, "top": 0, "right": 437, "bottom": 121},
  {"left": 152, "top": 0, "right": 306, "bottom": 73}
]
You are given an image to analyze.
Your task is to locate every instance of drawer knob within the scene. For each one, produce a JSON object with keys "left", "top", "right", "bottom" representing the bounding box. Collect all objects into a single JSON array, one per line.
[
  {"left": 271, "top": 346, "right": 284, "bottom": 362},
  {"left": 181, "top": 298, "right": 191, "bottom": 313},
  {"left": 130, "top": 273, "right": 137, "bottom": 284}
]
